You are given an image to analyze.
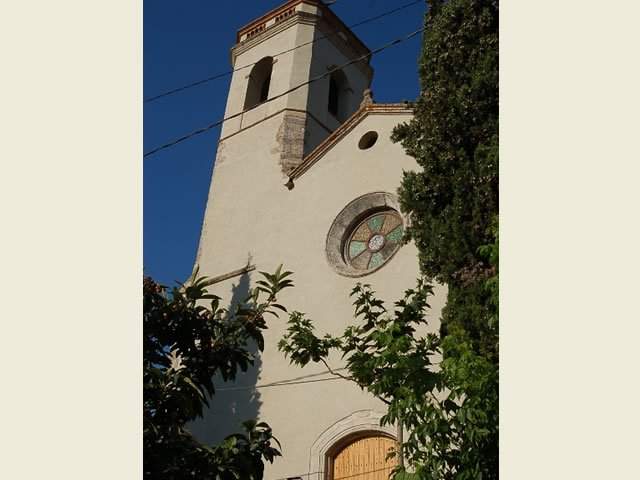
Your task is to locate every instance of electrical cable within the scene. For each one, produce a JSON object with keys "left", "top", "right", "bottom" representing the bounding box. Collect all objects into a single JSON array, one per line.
[
  {"left": 217, "top": 375, "right": 345, "bottom": 392},
  {"left": 273, "top": 465, "right": 398, "bottom": 480},
  {"left": 143, "top": 0, "right": 423, "bottom": 103},
  {"left": 143, "top": 27, "right": 424, "bottom": 158},
  {"left": 216, "top": 368, "right": 348, "bottom": 391}
]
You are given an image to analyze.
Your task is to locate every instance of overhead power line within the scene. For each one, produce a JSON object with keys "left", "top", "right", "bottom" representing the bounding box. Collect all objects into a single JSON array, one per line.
[
  {"left": 144, "top": 27, "right": 424, "bottom": 158},
  {"left": 217, "top": 368, "right": 348, "bottom": 391},
  {"left": 144, "top": 0, "right": 423, "bottom": 103},
  {"left": 217, "top": 375, "right": 344, "bottom": 391},
  {"left": 273, "top": 465, "right": 397, "bottom": 480}
]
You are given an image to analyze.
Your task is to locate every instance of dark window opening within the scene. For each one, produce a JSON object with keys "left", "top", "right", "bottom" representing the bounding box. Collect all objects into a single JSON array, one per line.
[
  {"left": 327, "top": 69, "right": 350, "bottom": 122},
  {"left": 358, "top": 131, "right": 379, "bottom": 150},
  {"left": 259, "top": 76, "right": 271, "bottom": 104},
  {"left": 328, "top": 78, "right": 339, "bottom": 117},
  {"left": 244, "top": 57, "right": 273, "bottom": 109}
]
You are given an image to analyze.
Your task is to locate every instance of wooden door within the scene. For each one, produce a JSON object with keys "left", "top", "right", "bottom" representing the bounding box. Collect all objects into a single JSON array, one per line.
[{"left": 332, "top": 435, "right": 397, "bottom": 480}]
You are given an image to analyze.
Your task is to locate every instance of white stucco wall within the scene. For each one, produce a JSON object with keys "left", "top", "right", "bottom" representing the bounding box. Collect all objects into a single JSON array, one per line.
[{"left": 192, "top": 110, "right": 446, "bottom": 480}]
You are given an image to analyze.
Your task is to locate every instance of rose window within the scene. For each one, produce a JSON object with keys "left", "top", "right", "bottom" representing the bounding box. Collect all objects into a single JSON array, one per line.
[
  {"left": 325, "top": 192, "right": 405, "bottom": 277},
  {"left": 345, "top": 211, "right": 404, "bottom": 271}
]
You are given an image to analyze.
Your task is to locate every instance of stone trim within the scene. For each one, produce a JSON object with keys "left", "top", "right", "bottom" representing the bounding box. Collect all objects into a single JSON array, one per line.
[
  {"left": 207, "top": 264, "right": 256, "bottom": 285},
  {"left": 288, "top": 103, "right": 414, "bottom": 181},
  {"left": 275, "top": 111, "right": 307, "bottom": 175},
  {"left": 217, "top": 108, "right": 333, "bottom": 145},
  {"left": 307, "top": 410, "right": 396, "bottom": 480}
]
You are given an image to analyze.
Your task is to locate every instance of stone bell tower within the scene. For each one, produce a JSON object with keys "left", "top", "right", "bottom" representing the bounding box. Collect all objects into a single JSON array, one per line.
[{"left": 217, "top": 0, "right": 373, "bottom": 176}]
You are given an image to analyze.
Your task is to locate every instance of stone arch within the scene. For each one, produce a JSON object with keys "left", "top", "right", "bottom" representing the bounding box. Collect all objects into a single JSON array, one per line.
[
  {"left": 307, "top": 410, "right": 396, "bottom": 480},
  {"left": 244, "top": 56, "right": 273, "bottom": 109}
]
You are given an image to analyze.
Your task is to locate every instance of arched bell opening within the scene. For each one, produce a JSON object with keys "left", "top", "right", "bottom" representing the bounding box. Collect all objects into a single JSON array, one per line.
[
  {"left": 327, "top": 68, "right": 350, "bottom": 122},
  {"left": 244, "top": 56, "right": 273, "bottom": 109}
]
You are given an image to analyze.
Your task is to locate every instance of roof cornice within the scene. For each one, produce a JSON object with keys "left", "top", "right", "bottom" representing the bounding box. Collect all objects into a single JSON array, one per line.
[
  {"left": 237, "top": 0, "right": 314, "bottom": 42},
  {"left": 234, "top": 0, "right": 370, "bottom": 60},
  {"left": 288, "top": 103, "right": 414, "bottom": 182}
]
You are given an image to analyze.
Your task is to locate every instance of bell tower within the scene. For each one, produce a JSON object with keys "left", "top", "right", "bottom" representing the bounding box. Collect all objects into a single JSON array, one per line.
[
  {"left": 195, "top": 0, "right": 375, "bottom": 312},
  {"left": 218, "top": 0, "right": 373, "bottom": 175}
]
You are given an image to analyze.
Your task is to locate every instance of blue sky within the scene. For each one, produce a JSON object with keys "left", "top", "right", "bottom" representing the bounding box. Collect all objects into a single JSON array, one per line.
[{"left": 144, "top": 0, "right": 426, "bottom": 286}]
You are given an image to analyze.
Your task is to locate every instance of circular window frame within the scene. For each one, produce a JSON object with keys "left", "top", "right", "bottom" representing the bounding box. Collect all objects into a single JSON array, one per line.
[{"left": 325, "top": 192, "right": 405, "bottom": 277}]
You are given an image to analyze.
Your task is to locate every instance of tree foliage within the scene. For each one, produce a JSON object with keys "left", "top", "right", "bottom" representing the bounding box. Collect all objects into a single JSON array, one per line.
[
  {"left": 391, "top": 0, "right": 498, "bottom": 291},
  {"left": 279, "top": 282, "right": 439, "bottom": 469},
  {"left": 279, "top": 276, "right": 497, "bottom": 479},
  {"left": 144, "top": 266, "right": 293, "bottom": 480},
  {"left": 391, "top": 0, "right": 499, "bottom": 477}
]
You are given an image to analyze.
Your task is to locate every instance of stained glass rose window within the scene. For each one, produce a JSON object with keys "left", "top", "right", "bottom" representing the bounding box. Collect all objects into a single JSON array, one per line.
[
  {"left": 326, "top": 193, "right": 404, "bottom": 277},
  {"left": 345, "top": 211, "right": 404, "bottom": 272}
]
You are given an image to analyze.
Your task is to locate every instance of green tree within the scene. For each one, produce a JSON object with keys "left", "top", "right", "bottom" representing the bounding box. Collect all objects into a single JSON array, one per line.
[
  {"left": 144, "top": 266, "right": 293, "bottom": 480},
  {"left": 391, "top": 0, "right": 499, "bottom": 471},
  {"left": 391, "top": 0, "right": 498, "bottom": 358},
  {"left": 393, "top": 0, "right": 499, "bottom": 476}
]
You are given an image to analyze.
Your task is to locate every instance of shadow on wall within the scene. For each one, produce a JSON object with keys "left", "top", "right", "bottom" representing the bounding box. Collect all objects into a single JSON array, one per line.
[{"left": 188, "top": 266, "right": 263, "bottom": 445}]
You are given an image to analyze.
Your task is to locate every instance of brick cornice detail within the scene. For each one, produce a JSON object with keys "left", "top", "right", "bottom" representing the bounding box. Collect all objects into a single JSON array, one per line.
[
  {"left": 231, "top": 11, "right": 315, "bottom": 65},
  {"left": 232, "top": 0, "right": 370, "bottom": 63},
  {"left": 237, "top": 0, "right": 311, "bottom": 42}
]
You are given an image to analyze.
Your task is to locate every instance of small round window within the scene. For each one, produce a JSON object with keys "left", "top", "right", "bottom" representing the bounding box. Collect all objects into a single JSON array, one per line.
[
  {"left": 345, "top": 211, "right": 403, "bottom": 271},
  {"left": 358, "top": 131, "right": 378, "bottom": 150}
]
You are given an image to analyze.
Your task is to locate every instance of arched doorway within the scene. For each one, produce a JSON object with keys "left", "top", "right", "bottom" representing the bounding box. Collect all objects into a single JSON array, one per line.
[{"left": 328, "top": 433, "right": 398, "bottom": 480}]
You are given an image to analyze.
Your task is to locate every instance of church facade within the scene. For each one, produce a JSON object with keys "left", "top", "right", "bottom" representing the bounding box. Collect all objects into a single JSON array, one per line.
[{"left": 191, "top": 1, "right": 447, "bottom": 479}]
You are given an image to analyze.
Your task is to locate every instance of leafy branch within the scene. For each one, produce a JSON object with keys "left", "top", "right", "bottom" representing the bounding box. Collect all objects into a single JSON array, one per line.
[{"left": 144, "top": 265, "right": 294, "bottom": 480}]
